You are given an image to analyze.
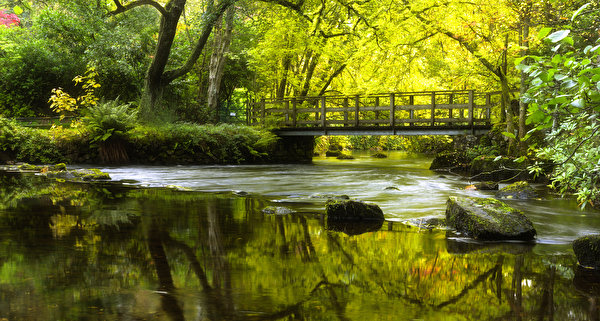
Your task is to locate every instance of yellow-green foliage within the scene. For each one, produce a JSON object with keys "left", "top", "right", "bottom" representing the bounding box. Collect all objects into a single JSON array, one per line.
[{"left": 48, "top": 67, "right": 101, "bottom": 121}]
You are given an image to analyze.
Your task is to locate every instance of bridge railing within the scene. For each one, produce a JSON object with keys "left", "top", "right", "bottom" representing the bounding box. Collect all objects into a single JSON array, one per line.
[{"left": 248, "top": 90, "right": 498, "bottom": 130}]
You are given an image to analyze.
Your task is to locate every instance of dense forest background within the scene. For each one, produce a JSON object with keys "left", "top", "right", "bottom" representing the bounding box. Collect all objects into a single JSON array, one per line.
[{"left": 1, "top": 0, "right": 600, "bottom": 206}]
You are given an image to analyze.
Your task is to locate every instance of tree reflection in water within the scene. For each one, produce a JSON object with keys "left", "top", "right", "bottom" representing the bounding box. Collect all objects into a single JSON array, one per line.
[{"left": 0, "top": 172, "right": 596, "bottom": 320}]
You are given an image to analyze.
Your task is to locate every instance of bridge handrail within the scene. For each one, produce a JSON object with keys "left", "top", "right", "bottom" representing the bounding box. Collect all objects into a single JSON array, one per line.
[{"left": 247, "top": 90, "right": 498, "bottom": 133}]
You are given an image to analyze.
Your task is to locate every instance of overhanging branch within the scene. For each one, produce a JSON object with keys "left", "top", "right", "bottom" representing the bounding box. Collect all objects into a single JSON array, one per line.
[{"left": 110, "top": 0, "right": 168, "bottom": 16}]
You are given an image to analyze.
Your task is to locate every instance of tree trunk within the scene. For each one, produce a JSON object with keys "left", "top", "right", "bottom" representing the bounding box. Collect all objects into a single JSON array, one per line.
[
  {"left": 501, "top": 35, "right": 516, "bottom": 155},
  {"left": 299, "top": 51, "right": 321, "bottom": 98},
  {"left": 140, "top": 0, "right": 187, "bottom": 119},
  {"left": 207, "top": 6, "right": 235, "bottom": 123},
  {"left": 277, "top": 53, "right": 293, "bottom": 100},
  {"left": 518, "top": 6, "right": 531, "bottom": 154}
]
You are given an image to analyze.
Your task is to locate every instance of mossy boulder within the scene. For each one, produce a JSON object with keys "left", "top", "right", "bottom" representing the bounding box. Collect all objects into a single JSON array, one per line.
[
  {"left": 573, "top": 235, "right": 600, "bottom": 269},
  {"left": 497, "top": 181, "right": 538, "bottom": 199},
  {"left": 445, "top": 196, "right": 536, "bottom": 241},
  {"left": 429, "top": 151, "right": 470, "bottom": 171},
  {"left": 371, "top": 152, "right": 387, "bottom": 158},
  {"left": 325, "top": 200, "right": 384, "bottom": 221}
]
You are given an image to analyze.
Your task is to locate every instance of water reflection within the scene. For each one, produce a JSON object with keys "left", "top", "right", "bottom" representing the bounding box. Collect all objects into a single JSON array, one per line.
[{"left": 0, "top": 170, "right": 598, "bottom": 320}]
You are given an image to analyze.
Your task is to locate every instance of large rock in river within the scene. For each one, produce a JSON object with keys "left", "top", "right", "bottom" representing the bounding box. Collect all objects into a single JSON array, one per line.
[
  {"left": 446, "top": 196, "right": 536, "bottom": 241},
  {"left": 325, "top": 200, "right": 384, "bottom": 221},
  {"left": 573, "top": 235, "right": 600, "bottom": 269}
]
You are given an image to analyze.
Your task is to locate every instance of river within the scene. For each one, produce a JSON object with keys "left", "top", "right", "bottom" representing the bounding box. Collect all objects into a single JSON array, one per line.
[{"left": 1, "top": 151, "right": 599, "bottom": 320}]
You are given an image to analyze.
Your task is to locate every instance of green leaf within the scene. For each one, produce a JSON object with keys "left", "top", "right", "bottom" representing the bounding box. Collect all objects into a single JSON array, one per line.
[
  {"left": 571, "top": 98, "right": 585, "bottom": 108},
  {"left": 514, "top": 156, "right": 527, "bottom": 163},
  {"left": 13, "top": 5, "right": 23, "bottom": 15},
  {"left": 572, "top": 3, "right": 591, "bottom": 21},
  {"left": 547, "top": 30, "right": 570, "bottom": 43},
  {"left": 502, "top": 132, "right": 516, "bottom": 140},
  {"left": 563, "top": 36, "right": 574, "bottom": 46},
  {"left": 537, "top": 27, "right": 552, "bottom": 40}
]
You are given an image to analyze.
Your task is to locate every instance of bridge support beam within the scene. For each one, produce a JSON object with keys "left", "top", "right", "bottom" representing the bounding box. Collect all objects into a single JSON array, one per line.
[{"left": 269, "top": 135, "right": 315, "bottom": 163}]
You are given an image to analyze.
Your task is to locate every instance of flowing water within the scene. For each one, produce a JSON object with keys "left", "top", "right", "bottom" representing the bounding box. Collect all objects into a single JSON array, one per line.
[{"left": 1, "top": 151, "right": 600, "bottom": 320}]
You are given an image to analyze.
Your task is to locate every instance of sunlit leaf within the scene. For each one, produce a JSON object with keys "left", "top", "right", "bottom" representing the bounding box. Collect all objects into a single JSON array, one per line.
[{"left": 547, "top": 30, "right": 570, "bottom": 43}]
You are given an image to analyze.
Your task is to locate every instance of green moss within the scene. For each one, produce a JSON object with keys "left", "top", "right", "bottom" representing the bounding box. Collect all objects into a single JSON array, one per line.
[{"left": 71, "top": 168, "right": 111, "bottom": 181}]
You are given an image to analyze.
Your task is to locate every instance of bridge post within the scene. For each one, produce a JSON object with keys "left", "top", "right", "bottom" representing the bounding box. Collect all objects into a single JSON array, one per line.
[
  {"left": 354, "top": 95, "right": 360, "bottom": 127},
  {"left": 430, "top": 92, "right": 436, "bottom": 126},
  {"left": 409, "top": 95, "right": 414, "bottom": 127},
  {"left": 321, "top": 96, "right": 326, "bottom": 129},
  {"left": 343, "top": 98, "right": 349, "bottom": 126},
  {"left": 292, "top": 98, "right": 297, "bottom": 127},
  {"left": 448, "top": 93, "right": 454, "bottom": 119},
  {"left": 285, "top": 100, "right": 290, "bottom": 124},
  {"left": 375, "top": 96, "right": 380, "bottom": 126},
  {"left": 468, "top": 90, "right": 474, "bottom": 128},
  {"left": 389, "top": 93, "right": 395, "bottom": 128}
]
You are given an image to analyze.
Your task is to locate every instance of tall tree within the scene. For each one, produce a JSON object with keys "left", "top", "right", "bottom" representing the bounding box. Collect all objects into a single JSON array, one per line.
[
  {"left": 110, "top": 0, "right": 235, "bottom": 119},
  {"left": 207, "top": 5, "right": 235, "bottom": 122}
]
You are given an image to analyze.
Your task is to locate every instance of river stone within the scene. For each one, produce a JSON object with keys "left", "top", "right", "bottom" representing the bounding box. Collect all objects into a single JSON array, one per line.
[
  {"left": 262, "top": 206, "right": 294, "bottom": 215},
  {"left": 497, "top": 181, "right": 538, "bottom": 199},
  {"left": 429, "top": 151, "right": 470, "bottom": 171},
  {"left": 445, "top": 196, "right": 536, "bottom": 241},
  {"left": 325, "top": 200, "right": 384, "bottom": 221},
  {"left": 573, "top": 235, "right": 600, "bottom": 269}
]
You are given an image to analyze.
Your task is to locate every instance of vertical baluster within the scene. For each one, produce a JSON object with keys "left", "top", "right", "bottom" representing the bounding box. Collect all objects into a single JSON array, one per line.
[
  {"left": 343, "top": 98, "right": 349, "bottom": 126},
  {"left": 389, "top": 93, "right": 395, "bottom": 128},
  {"left": 292, "top": 97, "right": 297, "bottom": 127},
  {"left": 409, "top": 95, "right": 414, "bottom": 127},
  {"left": 354, "top": 95, "right": 360, "bottom": 127},
  {"left": 321, "top": 96, "right": 326, "bottom": 128},
  {"left": 468, "top": 90, "right": 474, "bottom": 128},
  {"left": 430, "top": 92, "right": 436, "bottom": 126}
]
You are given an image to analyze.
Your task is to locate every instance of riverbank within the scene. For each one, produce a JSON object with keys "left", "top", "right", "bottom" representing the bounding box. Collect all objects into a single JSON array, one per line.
[{"left": 1, "top": 118, "right": 314, "bottom": 165}]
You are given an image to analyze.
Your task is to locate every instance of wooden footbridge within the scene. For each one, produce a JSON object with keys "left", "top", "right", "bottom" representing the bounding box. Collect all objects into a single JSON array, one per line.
[{"left": 247, "top": 90, "right": 499, "bottom": 136}]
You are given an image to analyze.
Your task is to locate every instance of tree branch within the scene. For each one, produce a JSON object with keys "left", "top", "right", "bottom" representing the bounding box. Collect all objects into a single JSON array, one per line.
[
  {"left": 110, "top": 0, "right": 168, "bottom": 17},
  {"left": 163, "top": 0, "right": 234, "bottom": 83}
]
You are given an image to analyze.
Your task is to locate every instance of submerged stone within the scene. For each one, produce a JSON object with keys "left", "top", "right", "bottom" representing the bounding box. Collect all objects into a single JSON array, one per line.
[
  {"left": 497, "top": 181, "right": 538, "bottom": 199},
  {"left": 573, "top": 235, "right": 600, "bottom": 269},
  {"left": 325, "top": 200, "right": 384, "bottom": 221},
  {"left": 336, "top": 153, "right": 355, "bottom": 160},
  {"left": 445, "top": 196, "right": 536, "bottom": 241},
  {"left": 465, "top": 181, "right": 499, "bottom": 191},
  {"left": 262, "top": 206, "right": 295, "bottom": 215},
  {"left": 309, "top": 193, "right": 350, "bottom": 200}
]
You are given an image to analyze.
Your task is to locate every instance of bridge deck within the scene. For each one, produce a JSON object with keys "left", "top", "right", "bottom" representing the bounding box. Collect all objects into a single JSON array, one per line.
[{"left": 248, "top": 90, "right": 498, "bottom": 136}]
